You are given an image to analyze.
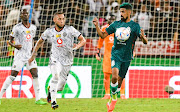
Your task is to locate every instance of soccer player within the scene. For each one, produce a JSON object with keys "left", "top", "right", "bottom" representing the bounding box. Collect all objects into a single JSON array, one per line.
[
  {"left": 96, "top": 15, "right": 126, "bottom": 99},
  {"left": 0, "top": 9, "right": 47, "bottom": 105},
  {"left": 28, "top": 12, "right": 86, "bottom": 110},
  {"left": 93, "top": 3, "right": 148, "bottom": 112}
]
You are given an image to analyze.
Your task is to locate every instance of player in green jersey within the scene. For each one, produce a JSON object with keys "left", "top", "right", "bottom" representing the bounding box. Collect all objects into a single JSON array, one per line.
[{"left": 93, "top": 2, "right": 148, "bottom": 112}]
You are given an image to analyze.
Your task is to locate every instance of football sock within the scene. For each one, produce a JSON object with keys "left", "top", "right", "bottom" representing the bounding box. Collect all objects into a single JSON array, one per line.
[
  {"left": 50, "top": 79, "right": 58, "bottom": 103},
  {"left": 0, "top": 76, "right": 15, "bottom": 98},
  {"left": 111, "top": 81, "right": 118, "bottom": 95},
  {"left": 33, "top": 77, "right": 40, "bottom": 101},
  {"left": 111, "top": 81, "right": 118, "bottom": 100},
  {"left": 116, "top": 88, "right": 120, "bottom": 94}
]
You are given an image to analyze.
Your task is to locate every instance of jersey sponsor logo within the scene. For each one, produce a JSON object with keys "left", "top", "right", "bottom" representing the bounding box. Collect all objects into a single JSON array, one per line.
[
  {"left": 56, "top": 34, "right": 61, "bottom": 38},
  {"left": 117, "top": 42, "right": 126, "bottom": 45},
  {"left": 26, "top": 30, "right": 30, "bottom": 34},
  {"left": 109, "top": 36, "right": 114, "bottom": 42},
  {"left": 26, "top": 34, "right": 31, "bottom": 40},
  {"left": 57, "top": 39, "right": 63, "bottom": 44},
  {"left": 11, "top": 32, "right": 14, "bottom": 35},
  {"left": 63, "top": 32, "right": 67, "bottom": 37},
  {"left": 57, "top": 38, "right": 65, "bottom": 47}
]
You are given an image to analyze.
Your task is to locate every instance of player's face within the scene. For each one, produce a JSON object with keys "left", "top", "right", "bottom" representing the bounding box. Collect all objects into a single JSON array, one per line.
[
  {"left": 120, "top": 8, "right": 130, "bottom": 21},
  {"left": 20, "top": 9, "right": 29, "bottom": 21},
  {"left": 54, "top": 14, "right": 65, "bottom": 28}
]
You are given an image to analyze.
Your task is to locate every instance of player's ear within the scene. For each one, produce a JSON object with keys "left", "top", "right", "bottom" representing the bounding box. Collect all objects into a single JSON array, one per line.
[{"left": 53, "top": 16, "right": 56, "bottom": 23}]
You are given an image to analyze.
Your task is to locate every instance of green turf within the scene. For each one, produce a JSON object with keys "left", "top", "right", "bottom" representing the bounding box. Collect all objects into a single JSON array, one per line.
[{"left": 0, "top": 98, "right": 180, "bottom": 112}]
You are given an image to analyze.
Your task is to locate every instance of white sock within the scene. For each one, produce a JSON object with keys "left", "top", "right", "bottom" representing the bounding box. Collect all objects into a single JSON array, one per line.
[
  {"left": 33, "top": 78, "right": 40, "bottom": 101},
  {"left": 50, "top": 79, "right": 58, "bottom": 103},
  {"left": 0, "top": 76, "right": 15, "bottom": 98},
  {"left": 116, "top": 88, "right": 120, "bottom": 93}
]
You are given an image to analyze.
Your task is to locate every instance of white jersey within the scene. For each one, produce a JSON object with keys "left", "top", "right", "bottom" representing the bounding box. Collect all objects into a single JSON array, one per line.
[
  {"left": 41, "top": 25, "right": 81, "bottom": 65},
  {"left": 10, "top": 23, "right": 37, "bottom": 61}
]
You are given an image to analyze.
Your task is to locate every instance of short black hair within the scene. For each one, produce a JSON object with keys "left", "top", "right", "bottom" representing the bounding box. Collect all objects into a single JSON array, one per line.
[
  {"left": 120, "top": 2, "right": 132, "bottom": 10},
  {"left": 54, "top": 11, "right": 64, "bottom": 16}
]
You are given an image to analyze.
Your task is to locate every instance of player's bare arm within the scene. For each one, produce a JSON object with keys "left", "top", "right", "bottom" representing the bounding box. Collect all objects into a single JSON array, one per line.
[
  {"left": 73, "top": 35, "right": 86, "bottom": 50},
  {"left": 9, "top": 36, "right": 22, "bottom": 50},
  {"left": 140, "top": 29, "right": 148, "bottom": 44},
  {"left": 28, "top": 38, "right": 44, "bottom": 64},
  {"left": 93, "top": 17, "right": 108, "bottom": 39}
]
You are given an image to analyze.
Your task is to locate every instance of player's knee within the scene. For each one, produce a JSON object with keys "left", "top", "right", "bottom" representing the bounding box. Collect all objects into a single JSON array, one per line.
[
  {"left": 112, "top": 75, "right": 118, "bottom": 83},
  {"left": 11, "top": 70, "right": 19, "bottom": 77},
  {"left": 104, "top": 75, "right": 110, "bottom": 80},
  {"left": 52, "top": 74, "right": 59, "bottom": 80},
  {"left": 30, "top": 68, "right": 38, "bottom": 78}
]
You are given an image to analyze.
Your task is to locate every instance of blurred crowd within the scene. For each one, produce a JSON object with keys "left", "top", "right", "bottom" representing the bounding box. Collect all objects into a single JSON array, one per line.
[{"left": 0, "top": 0, "right": 179, "bottom": 57}]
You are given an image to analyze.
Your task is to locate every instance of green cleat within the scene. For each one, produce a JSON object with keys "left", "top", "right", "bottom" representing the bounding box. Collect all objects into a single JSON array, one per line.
[{"left": 35, "top": 100, "right": 47, "bottom": 105}]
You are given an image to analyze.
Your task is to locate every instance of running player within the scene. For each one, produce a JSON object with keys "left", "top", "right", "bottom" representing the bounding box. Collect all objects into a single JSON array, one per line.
[
  {"left": 93, "top": 3, "right": 148, "bottom": 112},
  {"left": 96, "top": 15, "right": 126, "bottom": 99},
  {"left": 28, "top": 11, "right": 86, "bottom": 110}
]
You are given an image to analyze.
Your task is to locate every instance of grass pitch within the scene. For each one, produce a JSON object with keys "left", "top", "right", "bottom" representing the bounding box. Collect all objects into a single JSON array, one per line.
[{"left": 0, "top": 98, "right": 180, "bottom": 112}]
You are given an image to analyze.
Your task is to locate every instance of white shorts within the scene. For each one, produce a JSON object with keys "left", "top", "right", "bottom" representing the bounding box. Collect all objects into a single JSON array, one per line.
[
  {"left": 49, "top": 57, "right": 71, "bottom": 91},
  {"left": 11, "top": 59, "right": 37, "bottom": 71}
]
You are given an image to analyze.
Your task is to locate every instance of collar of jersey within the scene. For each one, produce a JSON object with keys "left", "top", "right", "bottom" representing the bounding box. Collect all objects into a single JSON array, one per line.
[
  {"left": 55, "top": 25, "right": 65, "bottom": 32},
  {"left": 22, "top": 22, "right": 30, "bottom": 28}
]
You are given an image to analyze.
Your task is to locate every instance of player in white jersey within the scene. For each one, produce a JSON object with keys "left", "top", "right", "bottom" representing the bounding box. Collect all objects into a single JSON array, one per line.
[
  {"left": 0, "top": 9, "right": 47, "bottom": 105},
  {"left": 28, "top": 11, "right": 86, "bottom": 109}
]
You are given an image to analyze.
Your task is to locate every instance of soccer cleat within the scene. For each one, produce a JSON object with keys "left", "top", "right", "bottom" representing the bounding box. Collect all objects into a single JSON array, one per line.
[
  {"left": 109, "top": 99, "right": 117, "bottom": 112},
  {"left": 106, "top": 102, "right": 110, "bottom": 110},
  {"left": 51, "top": 101, "right": 59, "bottom": 110},
  {"left": 102, "top": 94, "right": 111, "bottom": 99},
  {"left": 47, "top": 86, "right": 51, "bottom": 103},
  {"left": 35, "top": 100, "right": 47, "bottom": 105},
  {"left": 120, "top": 94, "right": 126, "bottom": 99}
]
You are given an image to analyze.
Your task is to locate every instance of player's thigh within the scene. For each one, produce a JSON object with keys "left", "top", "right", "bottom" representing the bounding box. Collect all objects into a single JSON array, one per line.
[
  {"left": 11, "top": 59, "right": 25, "bottom": 72},
  {"left": 26, "top": 59, "right": 38, "bottom": 70},
  {"left": 57, "top": 65, "right": 71, "bottom": 91},
  {"left": 119, "top": 61, "right": 131, "bottom": 78}
]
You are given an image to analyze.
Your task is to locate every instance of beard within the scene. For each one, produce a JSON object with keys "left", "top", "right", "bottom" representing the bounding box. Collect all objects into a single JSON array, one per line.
[
  {"left": 56, "top": 23, "right": 64, "bottom": 29},
  {"left": 121, "top": 16, "right": 128, "bottom": 22}
]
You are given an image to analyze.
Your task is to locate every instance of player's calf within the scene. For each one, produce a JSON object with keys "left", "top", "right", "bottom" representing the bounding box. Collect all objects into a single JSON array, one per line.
[{"left": 47, "top": 86, "right": 51, "bottom": 103}]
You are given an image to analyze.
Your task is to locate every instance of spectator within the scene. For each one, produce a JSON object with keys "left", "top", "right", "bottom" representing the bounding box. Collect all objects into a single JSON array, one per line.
[
  {"left": 87, "top": 0, "right": 104, "bottom": 13},
  {"left": 133, "top": 4, "right": 153, "bottom": 36},
  {"left": 106, "top": 2, "right": 121, "bottom": 21}
]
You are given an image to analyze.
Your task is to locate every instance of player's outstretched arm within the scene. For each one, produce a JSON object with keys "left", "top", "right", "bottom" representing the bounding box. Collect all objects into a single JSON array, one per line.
[
  {"left": 73, "top": 35, "right": 86, "bottom": 50},
  {"left": 140, "top": 29, "right": 148, "bottom": 44},
  {"left": 9, "top": 36, "right": 22, "bottom": 50},
  {"left": 28, "top": 38, "right": 44, "bottom": 64},
  {"left": 93, "top": 17, "right": 108, "bottom": 39}
]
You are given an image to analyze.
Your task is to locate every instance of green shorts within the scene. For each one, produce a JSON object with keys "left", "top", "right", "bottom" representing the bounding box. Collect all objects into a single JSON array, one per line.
[{"left": 111, "top": 58, "right": 131, "bottom": 78}]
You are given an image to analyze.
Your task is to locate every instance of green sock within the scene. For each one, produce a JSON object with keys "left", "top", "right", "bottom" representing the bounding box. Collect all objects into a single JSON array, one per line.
[
  {"left": 111, "top": 82, "right": 118, "bottom": 94},
  {"left": 112, "top": 93, "right": 117, "bottom": 100}
]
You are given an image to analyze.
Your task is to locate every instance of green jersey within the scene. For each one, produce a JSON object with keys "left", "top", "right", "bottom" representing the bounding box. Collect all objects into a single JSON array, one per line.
[{"left": 106, "top": 20, "right": 141, "bottom": 62}]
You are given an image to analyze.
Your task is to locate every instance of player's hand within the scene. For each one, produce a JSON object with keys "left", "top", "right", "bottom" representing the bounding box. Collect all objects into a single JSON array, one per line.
[
  {"left": 73, "top": 43, "right": 78, "bottom": 50},
  {"left": 133, "top": 51, "right": 136, "bottom": 57},
  {"left": 28, "top": 57, "right": 34, "bottom": 65},
  {"left": 96, "top": 49, "right": 101, "bottom": 62},
  {"left": 93, "top": 17, "right": 98, "bottom": 26},
  {"left": 140, "top": 29, "right": 145, "bottom": 38},
  {"left": 14, "top": 45, "right": 22, "bottom": 50}
]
